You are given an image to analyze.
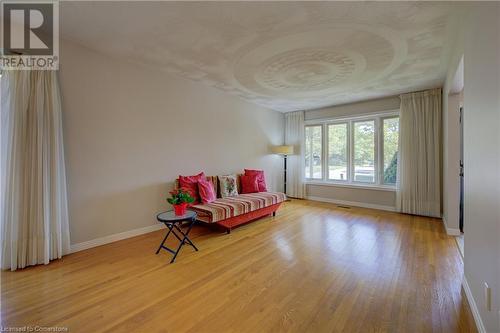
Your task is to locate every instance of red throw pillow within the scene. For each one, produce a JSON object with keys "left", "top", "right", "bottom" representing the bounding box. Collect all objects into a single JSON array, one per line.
[
  {"left": 180, "top": 186, "right": 198, "bottom": 205},
  {"left": 240, "top": 174, "right": 259, "bottom": 194},
  {"left": 198, "top": 178, "right": 216, "bottom": 204},
  {"left": 179, "top": 172, "right": 205, "bottom": 204},
  {"left": 244, "top": 169, "right": 267, "bottom": 192}
]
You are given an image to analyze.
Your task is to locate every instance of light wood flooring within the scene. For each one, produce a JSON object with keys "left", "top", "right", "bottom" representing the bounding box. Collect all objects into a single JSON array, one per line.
[{"left": 1, "top": 200, "right": 477, "bottom": 332}]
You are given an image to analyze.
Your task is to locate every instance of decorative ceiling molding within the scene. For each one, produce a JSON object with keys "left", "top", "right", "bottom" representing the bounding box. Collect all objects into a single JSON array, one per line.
[{"left": 60, "top": 2, "right": 461, "bottom": 112}]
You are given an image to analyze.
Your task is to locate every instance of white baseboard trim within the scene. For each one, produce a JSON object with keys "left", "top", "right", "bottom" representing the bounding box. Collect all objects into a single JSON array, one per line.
[
  {"left": 462, "top": 276, "right": 486, "bottom": 333},
  {"left": 70, "top": 223, "right": 164, "bottom": 254},
  {"left": 306, "top": 196, "right": 396, "bottom": 212},
  {"left": 446, "top": 228, "right": 461, "bottom": 236},
  {"left": 442, "top": 217, "right": 462, "bottom": 236}
]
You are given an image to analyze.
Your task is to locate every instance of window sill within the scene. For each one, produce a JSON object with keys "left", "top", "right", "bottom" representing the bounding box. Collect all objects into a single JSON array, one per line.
[{"left": 305, "top": 181, "right": 397, "bottom": 192}]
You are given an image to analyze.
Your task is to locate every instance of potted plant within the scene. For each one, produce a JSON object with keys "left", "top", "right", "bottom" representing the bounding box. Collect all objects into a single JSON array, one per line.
[{"left": 167, "top": 188, "right": 195, "bottom": 216}]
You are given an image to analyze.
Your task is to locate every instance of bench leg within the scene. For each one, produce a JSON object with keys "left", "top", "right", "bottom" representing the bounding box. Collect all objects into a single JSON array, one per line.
[
  {"left": 272, "top": 211, "right": 276, "bottom": 217},
  {"left": 226, "top": 228, "right": 231, "bottom": 234}
]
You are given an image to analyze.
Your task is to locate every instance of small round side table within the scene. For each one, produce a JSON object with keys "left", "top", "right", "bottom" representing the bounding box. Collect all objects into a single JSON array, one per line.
[{"left": 155, "top": 210, "right": 198, "bottom": 263}]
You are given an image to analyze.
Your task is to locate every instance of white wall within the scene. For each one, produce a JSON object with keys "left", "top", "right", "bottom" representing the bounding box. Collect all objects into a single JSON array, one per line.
[
  {"left": 59, "top": 40, "right": 284, "bottom": 245},
  {"left": 306, "top": 185, "right": 396, "bottom": 210},
  {"left": 450, "top": 3, "right": 500, "bottom": 332},
  {"left": 305, "top": 96, "right": 399, "bottom": 209}
]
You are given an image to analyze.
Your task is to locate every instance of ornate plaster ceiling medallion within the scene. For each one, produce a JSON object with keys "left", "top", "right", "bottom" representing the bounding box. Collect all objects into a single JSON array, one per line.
[
  {"left": 233, "top": 25, "right": 406, "bottom": 99},
  {"left": 61, "top": 2, "right": 457, "bottom": 111},
  {"left": 256, "top": 48, "right": 356, "bottom": 92}
]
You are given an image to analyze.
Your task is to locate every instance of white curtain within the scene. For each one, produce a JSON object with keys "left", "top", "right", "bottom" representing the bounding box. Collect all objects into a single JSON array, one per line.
[
  {"left": 1, "top": 71, "right": 70, "bottom": 271},
  {"left": 397, "top": 88, "right": 442, "bottom": 217},
  {"left": 284, "top": 111, "right": 305, "bottom": 198}
]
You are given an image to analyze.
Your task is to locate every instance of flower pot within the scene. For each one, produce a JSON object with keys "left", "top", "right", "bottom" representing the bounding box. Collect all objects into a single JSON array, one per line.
[{"left": 173, "top": 202, "right": 188, "bottom": 216}]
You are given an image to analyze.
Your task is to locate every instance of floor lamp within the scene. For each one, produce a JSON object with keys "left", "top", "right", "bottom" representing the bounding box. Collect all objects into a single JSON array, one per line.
[{"left": 272, "top": 145, "right": 294, "bottom": 195}]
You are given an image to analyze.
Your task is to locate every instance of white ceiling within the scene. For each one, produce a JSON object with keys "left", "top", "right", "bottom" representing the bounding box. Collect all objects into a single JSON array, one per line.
[{"left": 60, "top": 2, "right": 461, "bottom": 112}]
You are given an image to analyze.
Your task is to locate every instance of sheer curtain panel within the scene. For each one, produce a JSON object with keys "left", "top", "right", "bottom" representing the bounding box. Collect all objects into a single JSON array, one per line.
[
  {"left": 284, "top": 111, "right": 305, "bottom": 198},
  {"left": 1, "top": 71, "right": 70, "bottom": 271},
  {"left": 396, "top": 88, "right": 442, "bottom": 217}
]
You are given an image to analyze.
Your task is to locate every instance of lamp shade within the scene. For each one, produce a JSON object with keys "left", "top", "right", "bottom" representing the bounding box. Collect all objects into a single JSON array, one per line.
[{"left": 272, "top": 145, "right": 294, "bottom": 155}]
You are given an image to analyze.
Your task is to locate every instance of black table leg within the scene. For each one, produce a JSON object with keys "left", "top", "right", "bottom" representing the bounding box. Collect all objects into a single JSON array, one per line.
[
  {"left": 173, "top": 222, "right": 198, "bottom": 251},
  {"left": 170, "top": 218, "right": 197, "bottom": 263},
  {"left": 155, "top": 223, "right": 173, "bottom": 254},
  {"left": 156, "top": 218, "right": 198, "bottom": 263}
]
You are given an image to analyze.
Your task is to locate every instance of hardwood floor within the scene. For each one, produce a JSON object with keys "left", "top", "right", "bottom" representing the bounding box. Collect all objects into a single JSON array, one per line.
[{"left": 1, "top": 200, "right": 477, "bottom": 332}]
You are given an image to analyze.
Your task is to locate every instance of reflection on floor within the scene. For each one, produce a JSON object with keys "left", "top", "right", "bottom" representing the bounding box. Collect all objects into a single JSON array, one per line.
[{"left": 1, "top": 200, "right": 477, "bottom": 332}]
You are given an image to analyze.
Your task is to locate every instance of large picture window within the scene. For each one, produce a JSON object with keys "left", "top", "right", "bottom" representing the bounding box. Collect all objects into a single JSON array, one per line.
[{"left": 304, "top": 112, "right": 399, "bottom": 188}]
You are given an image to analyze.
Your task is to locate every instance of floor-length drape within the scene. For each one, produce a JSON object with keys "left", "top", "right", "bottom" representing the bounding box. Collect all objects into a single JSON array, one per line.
[
  {"left": 284, "top": 111, "right": 305, "bottom": 198},
  {"left": 397, "top": 88, "right": 442, "bottom": 217},
  {"left": 1, "top": 71, "right": 70, "bottom": 271}
]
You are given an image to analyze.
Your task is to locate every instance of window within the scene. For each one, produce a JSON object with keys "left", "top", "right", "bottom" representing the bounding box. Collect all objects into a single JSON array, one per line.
[
  {"left": 353, "top": 120, "right": 375, "bottom": 183},
  {"left": 304, "top": 112, "right": 399, "bottom": 188},
  {"left": 327, "top": 123, "right": 348, "bottom": 181},
  {"left": 305, "top": 125, "right": 322, "bottom": 179},
  {"left": 382, "top": 117, "right": 399, "bottom": 185}
]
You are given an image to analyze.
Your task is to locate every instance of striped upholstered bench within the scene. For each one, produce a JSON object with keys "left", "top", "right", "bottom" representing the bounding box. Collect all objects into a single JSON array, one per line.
[
  {"left": 190, "top": 192, "right": 286, "bottom": 233},
  {"left": 175, "top": 175, "right": 286, "bottom": 233}
]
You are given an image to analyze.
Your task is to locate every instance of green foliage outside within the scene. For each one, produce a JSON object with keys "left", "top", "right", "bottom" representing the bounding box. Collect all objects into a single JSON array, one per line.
[
  {"left": 382, "top": 118, "right": 399, "bottom": 185},
  {"left": 353, "top": 121, "right": 375, "bottom": 168},
  {"left": 305, "top": 126, "right": 322, "bottom": 178},
  {"left": 328, "top": 124, "right": 347, "bottom": 167},
  {"left": 383, "top": 152, "right": 398, "bottom": 184}
]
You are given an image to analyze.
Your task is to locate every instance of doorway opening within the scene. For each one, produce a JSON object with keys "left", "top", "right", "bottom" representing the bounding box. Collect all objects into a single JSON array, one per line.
[{"left": 446, "top": 55, "right": 464, "bottom": 257}]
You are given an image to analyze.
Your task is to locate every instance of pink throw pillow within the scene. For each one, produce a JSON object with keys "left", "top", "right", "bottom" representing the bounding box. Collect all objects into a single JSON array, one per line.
[
  {"left": 240, "top": 174, "right": 259, "bottom": 194},
  {"left": 198, "top": 178, "right": 216, "bottom": 204},
  {"left": 179, "top": 172, "right": 205, "bottom": 204},
  {"left": 244, "top": 169, "right": 267, "bottom": 192}
]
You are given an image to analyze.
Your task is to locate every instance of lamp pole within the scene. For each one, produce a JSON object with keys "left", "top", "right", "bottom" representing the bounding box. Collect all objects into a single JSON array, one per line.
[
  {"left": 271, "top": 145, "right": 294, "bottom": 196},
  {"left": 284, "top": 154, "right": 287, "bottom": 195}
]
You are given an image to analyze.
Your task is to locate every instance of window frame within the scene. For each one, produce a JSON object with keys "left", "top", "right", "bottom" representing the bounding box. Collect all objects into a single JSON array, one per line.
[{"left": 304, "top": 110, "right": 399, "bottom": 190}]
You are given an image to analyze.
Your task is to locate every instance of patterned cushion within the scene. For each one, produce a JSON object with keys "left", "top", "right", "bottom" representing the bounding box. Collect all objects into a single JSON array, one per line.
[
  {"left": 191, "top": 192, "right": 286, "bottom": 223},
  {"left": 218, "top": 174, "right": 238, "bottom": 198},
  {"left": 198, "top": 178, "right": 216, "bottom": 204}
]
